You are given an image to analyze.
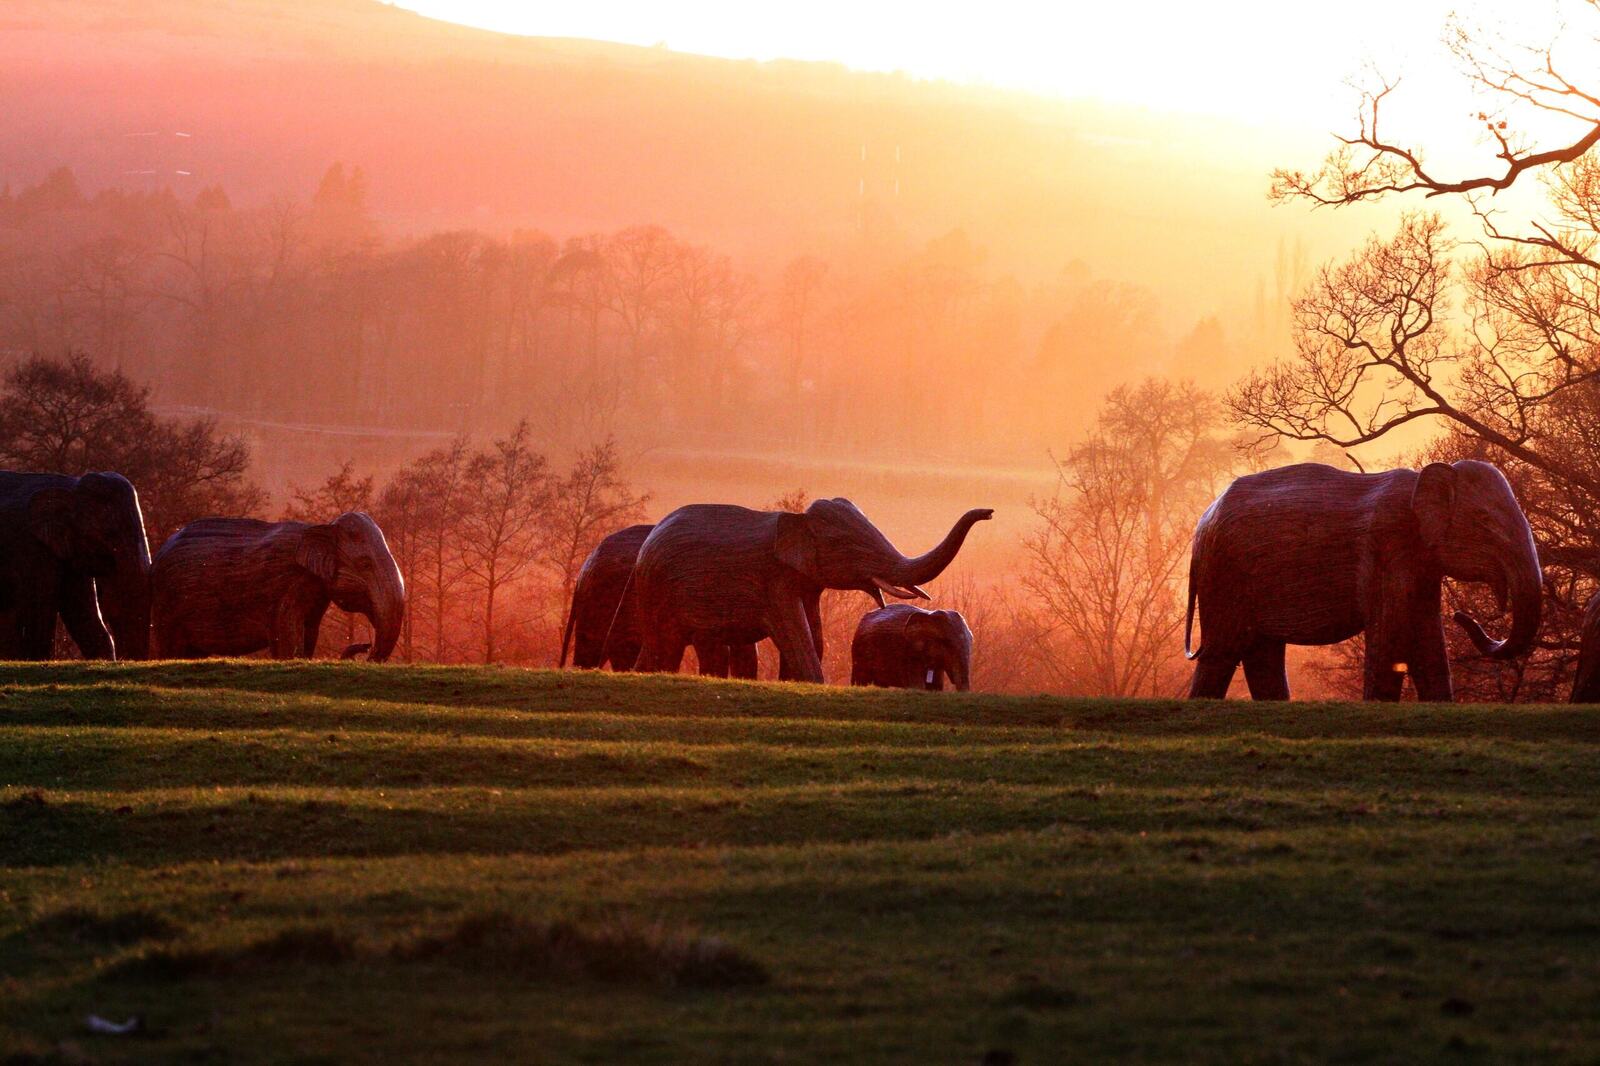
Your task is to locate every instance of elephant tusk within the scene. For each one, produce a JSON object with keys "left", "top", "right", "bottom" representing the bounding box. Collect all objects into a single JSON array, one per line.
[{"left": 870, "top": 576, "right": 924, "bottom": 600}]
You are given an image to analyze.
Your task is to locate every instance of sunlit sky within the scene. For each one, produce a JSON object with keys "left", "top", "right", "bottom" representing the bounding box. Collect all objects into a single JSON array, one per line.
[{"left": 399, "top": 0, "right": 1563, "bottom": 129}]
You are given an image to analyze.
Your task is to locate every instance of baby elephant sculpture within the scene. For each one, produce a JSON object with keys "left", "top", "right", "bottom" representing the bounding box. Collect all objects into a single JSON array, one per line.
[
  {"left": 1186, "top": 461, "right": 1541, "bottom": 701},
  {"left": 152, "top": 512, "right": 405, "bottom": 661},
  {"left": 851, "top": 604, "right": 973, "bottom": 691},
  {"left": 559, "top": 523, "right": 759, "bottom": 677}
]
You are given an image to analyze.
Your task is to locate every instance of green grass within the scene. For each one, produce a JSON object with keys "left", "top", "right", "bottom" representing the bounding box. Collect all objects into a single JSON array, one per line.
[{"left": 1, "top": 663, "right": 1598, "bottom": 1064}]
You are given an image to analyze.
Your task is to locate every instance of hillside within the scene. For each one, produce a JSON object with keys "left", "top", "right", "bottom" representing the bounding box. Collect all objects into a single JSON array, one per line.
[
  {"left": 0, "top": 0, "right": 1336, "bottom": 315},
  {"left": 3, "top": 662, "right": 1598, "bottom": 1061}
]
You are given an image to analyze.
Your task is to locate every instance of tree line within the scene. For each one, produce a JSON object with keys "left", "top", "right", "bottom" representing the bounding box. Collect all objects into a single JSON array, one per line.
[{"left": 0, "top": 164, "right": 1267, "bottom": 462}]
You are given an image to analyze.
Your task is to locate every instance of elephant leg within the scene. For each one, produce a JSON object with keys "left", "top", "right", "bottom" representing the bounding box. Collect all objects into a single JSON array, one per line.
[
  {"left": 805, "top": 592, "right": 824, "bottom": 661},
  {"left": 572, "top": 630, "right": 606, "bottom": 669},
  {"left": 1361, "top": 638, "right": 1406, "bottom": 701},
  {"left": 272, "top": 598, "right": 309, "bottom": 660},
  {"left": 694, "top": 638, "right": 730, "bottom": 678},
  {"left": 636, "top": 627, "right": 688, "bottom": 673},
  {"left": 1407, "top": 616, "right": 1454, "bottom": 702},
  {"left": 1363, "top": 566, "right": 1430, "bottom": 702},
  {"left": 770, "top": 596, "right": 823, "bottom": 683},
  {"left": 728, "top": 643, "right": 758, "bottom": 679},
  {"left": 1241, "top": 640, "right": 1289, "bottom": 700},
  {"left": 607, "top": 640, "right": 642, "bottom": 671},
  {"left": 302, "top": 602, "right": 329, "bottom": 658},
  {"left": 1188, "top": 650, "right": 1239, "bottom": 699},
  {"left": 58, "top": 573, "right": 114, "bottom": 660}
]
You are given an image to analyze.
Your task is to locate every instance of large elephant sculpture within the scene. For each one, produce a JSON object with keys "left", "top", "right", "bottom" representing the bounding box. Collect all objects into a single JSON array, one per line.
[
  {"left": 632, "top": 498, "right": 992, "bottom": 683},
  {"left": 152, "top": 512, "right": 405, "bottom": 661},
  {"left": 0, "top": 470, "right": 151, "bottom": 660},
  {"left": 851, "top": 604, "right": 973, "bottom": 691},
  {"left": 1570, "top": 592, "right": 1600, "bottom": 702},
  {"left": 559, "top": 523, "right": 759, "bottom": 677},
  {"left": 1186, "top": 461, "right": 1541, "bottom": 701}
]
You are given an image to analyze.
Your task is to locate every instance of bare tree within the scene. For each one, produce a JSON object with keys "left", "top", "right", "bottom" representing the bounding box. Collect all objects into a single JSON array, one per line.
[
  {"left": 1023, "top": 380, "right": 1234, "bottom": 697},
  {"left": 394, "top": 439, "right": 472, "bottom": 662},
  {"left": 538, "top": 438, "right": 650, "bottom": 649},
  {"left": 458, "top": 420, "right": 551, "bottom": 663}
]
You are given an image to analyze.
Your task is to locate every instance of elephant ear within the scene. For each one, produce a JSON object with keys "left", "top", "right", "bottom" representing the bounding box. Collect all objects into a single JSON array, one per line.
[
  {"left": 296, "top": 523, "right": 341, "bottom": 584},
  {"left": 27, "top": 487, "right": 77, "bottom": 560},
  {"left": 1412, "top": 463, "right": 1457, "bottom": 550},
  {"left": 774, "top": 512, "right": 821, "bottom": 582}
]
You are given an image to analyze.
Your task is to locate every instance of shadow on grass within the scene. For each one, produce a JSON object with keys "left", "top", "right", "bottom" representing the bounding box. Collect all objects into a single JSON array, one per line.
[
  {"left": 106, "top": 913, "right": 765, "bottom": 990},
  {"left": 1, "top": 661, "right": 1598, "bottom": 741},
  {"left": 0, "top": 779, "right": 1532, "bottom": 869}
]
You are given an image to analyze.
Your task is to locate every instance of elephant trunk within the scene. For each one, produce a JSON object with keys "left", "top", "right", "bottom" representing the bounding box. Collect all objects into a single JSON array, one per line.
[
  {"left": 100, "top": 563, "right": 151, "bottom": 661},
  {"left": 366, "top": 566, "right": 406, "bottom": 664},
  {"left": 1452, "top": 545, "right": 1541, "bottom": 661},
  {"left": 891, "top": 509, "right": 993, "bottom": 588},
  {"left": 947, "top": 649, "right": 971, "bottom": 692}
]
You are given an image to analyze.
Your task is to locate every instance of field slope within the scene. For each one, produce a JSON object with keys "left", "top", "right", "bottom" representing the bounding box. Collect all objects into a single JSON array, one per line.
[{"left": 2, "top": 662, "right": 1598, "bottom": 1063}]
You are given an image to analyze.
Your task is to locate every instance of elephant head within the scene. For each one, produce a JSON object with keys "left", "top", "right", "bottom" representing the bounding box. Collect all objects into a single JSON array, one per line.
[
  {"left": 28, "top": 472, "right": 151, "bottom": 659},
  {"left": 775, "top": 499, "right": 993, "bottom": 604},
  {"left": 907, "top": 608, "right": 974, "bottom": 691},
  {"left": 1412, "top": 460, "right": 1542, "bottom": 660},
  {"left": 297, "top": 512, "right": 405, "bottom": 662}
]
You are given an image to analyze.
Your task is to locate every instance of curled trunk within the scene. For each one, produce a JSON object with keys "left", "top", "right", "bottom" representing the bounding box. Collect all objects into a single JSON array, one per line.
[
  {"left": 1451, "top": 548, "right": 1541, "bottom": 661},
  {"left": 891, "top": 509, "right": 993, "bottom": 587}
]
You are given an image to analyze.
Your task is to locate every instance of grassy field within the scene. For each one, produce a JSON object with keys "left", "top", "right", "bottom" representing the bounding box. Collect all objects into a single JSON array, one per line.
[{"left": 2, "top": 663, "right": 1598, "bottom": 1064}]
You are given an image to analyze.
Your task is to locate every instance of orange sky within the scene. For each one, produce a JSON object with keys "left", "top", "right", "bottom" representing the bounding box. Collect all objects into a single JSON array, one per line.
[{"left": 396, "top": 0, "right": 1557, "bottom": 128}]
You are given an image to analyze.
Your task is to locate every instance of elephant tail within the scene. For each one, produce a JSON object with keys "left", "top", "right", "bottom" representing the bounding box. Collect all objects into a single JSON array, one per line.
[
  {"left": 558, "top": 595, "right": 577, "bottom": 668},
  {"left": 1183, "top": 563, "right": 1202, "bottom": 661}
]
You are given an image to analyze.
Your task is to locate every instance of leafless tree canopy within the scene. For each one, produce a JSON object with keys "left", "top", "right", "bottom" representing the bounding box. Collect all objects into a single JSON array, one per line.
[{"left": 1241, "top": 3, "right": 1600, "bottom": 697}]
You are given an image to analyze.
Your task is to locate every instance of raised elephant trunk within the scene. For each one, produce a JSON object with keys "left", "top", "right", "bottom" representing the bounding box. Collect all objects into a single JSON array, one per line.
[
  {"left": 1452, "top": 545, "right": 1542, "bottom": 661},
  {"left": 891, "top": 509, "right": 993, "bottom": 588}
]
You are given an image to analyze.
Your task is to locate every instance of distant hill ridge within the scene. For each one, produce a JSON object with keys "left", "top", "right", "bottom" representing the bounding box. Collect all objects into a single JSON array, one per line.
[{"left": 1, "top": 0, "right": 1308, "bottom": 308}]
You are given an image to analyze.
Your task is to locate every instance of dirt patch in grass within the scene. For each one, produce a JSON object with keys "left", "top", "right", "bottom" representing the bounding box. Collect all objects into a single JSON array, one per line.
[
  {"left": 33, "top": 906, "right": 184, "bottom": 945},
  {"left": 394, "top": 911, "right": 770, "bottom": 989}
]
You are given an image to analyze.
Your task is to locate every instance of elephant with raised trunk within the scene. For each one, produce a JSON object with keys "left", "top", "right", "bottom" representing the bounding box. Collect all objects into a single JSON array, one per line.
[
  {"left": 559, "top": 523, "right": 759, "bottom": 677},
  {"left": 0, "top": 470, "right": 151, "bottom": 660},
  {"left": 152, "top": 512, "right": 405, "bottom": 661},
  {"left": 1186, "top": 461, "right": 1541, "bottom": 701},
  {"left": 851, "top": 604, "right": 973, "bottom": 691},
  {"left": 632, "top": 498, "right": 992, "bottom": 683}
]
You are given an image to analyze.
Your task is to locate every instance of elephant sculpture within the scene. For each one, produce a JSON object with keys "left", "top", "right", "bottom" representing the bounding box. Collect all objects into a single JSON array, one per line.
[
  {"left": 1185, "top": 461, "right": 1541, "bottom": 701},
  {"left": 0, "top": 470, "right": 151, "bottom": 660},
  {"left": 851, "top": 604, "right": 973, "bottom": 690},
  {"left": 559, "top": 523, "right": 759, "bottom": 677},
  {"left": 1570, "top": 592, "right": 1600, "bottom": 702},
  {"left": 152, "top": 512, "right": 405, "bottom": 661},
  {"left": 632, "top": 498, "right": 992, "bottom": 683}
]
